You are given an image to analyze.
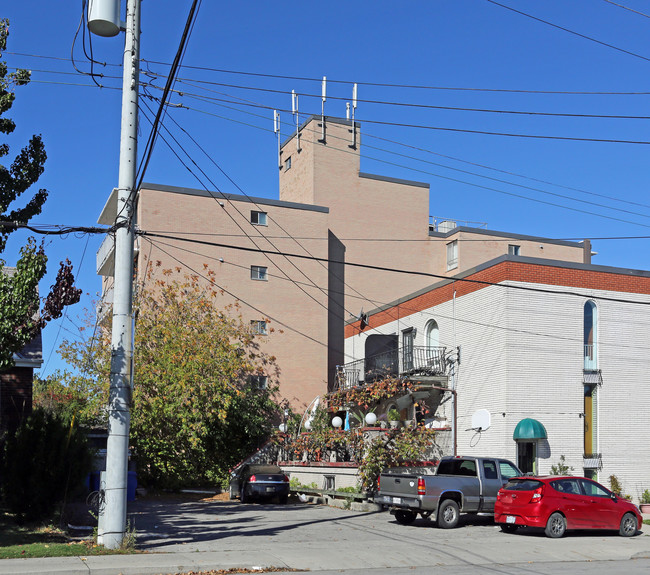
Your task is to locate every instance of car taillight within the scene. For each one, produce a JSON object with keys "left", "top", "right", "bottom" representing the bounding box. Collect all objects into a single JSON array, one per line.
[
  {"left": 249, "top": 475, "right": 257, "bottom": 483},
  {"left": 283, "top": 475, "right": 290, "bottom": 483},
  {"left": 530, "top": 486, "right": 544, "bottom": 503},
  {"left": 497, "top": 489, "right": 503, "bottom": 501},
  {"left": 417, "top": 478, "right": 426, "bottom": 495},
  {"left": 377, "top": 476, "right": 381, "bottom": 491}
]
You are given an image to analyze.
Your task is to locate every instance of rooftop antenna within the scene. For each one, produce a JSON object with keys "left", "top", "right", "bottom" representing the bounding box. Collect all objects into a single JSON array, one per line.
[
  {"left": 291, "top": 89, "right": 301, "bottom": 152},
  {"left": 273, "top": 110, "right": 281, "bottom": 169},
  {"left": 351, "top": 82, "right": 358, "bottom": 148},
  {"left": 321, "top": 76, "right": 327, "bottom": 142}
]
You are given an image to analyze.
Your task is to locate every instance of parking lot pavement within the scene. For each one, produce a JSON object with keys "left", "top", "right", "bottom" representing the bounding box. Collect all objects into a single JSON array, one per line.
[
  {"left": 129, "top": 495, "right": 650, "bottom": 567},
  {"left": 1, "top": 495, "right": 649, "bottom": 575}
]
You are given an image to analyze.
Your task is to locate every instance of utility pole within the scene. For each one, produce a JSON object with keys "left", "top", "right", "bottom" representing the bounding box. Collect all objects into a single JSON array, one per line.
[{"left": 89, "top": 0, "right": 140, "bottom": 549}]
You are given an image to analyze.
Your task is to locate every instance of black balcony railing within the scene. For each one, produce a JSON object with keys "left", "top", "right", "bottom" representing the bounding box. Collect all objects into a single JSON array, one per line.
[{"left": 336, "top": 346, "right": 447, "bottom": 390}]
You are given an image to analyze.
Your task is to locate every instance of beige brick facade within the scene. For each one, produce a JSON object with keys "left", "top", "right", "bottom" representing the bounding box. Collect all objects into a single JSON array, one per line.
[{"left": 98, "top": 116, "right": 589, "bottom": 411}]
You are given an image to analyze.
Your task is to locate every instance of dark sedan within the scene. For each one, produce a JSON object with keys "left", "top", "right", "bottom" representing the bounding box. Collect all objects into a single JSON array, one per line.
[
  {"left": 229, "top": 464, "right": 290, "bottom": 504},
  {"left": 494, "top": 476, "right": 642, "bottom": 538}
]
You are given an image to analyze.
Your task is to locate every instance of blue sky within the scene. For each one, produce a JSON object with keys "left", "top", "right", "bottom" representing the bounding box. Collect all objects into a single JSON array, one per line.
[{"left": 3, "top": 0, "right": 650, "bottom": 377}]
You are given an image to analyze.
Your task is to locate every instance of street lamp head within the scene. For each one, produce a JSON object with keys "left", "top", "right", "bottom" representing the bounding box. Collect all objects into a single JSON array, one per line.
[{"left": 365, "top": 412, "right": 377, "bottom": 426}]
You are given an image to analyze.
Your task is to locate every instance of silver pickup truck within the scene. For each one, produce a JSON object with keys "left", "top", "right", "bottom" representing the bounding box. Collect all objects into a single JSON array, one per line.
[{"left": 376, "top": 456, "right": 521, "bottom": 528}]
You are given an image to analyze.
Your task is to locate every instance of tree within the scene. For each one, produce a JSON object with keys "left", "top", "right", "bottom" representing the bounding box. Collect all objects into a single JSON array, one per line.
[
  {"left": 58, "top": 266, "right": 284, "bottom": 488},
  {"left": 0, "top": 20, "right": 81, "bottom": 370}
]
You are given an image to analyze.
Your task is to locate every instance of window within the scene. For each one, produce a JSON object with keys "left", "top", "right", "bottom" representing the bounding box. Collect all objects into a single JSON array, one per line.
[
  {"left": 285, "top": 156, "right": 292, "bottom": 171},
  {"left": 446, "top": 240, "right": 458, "bottom": 270},
  {"left": 498, "top": 460, "right": 522, "bottom": 480},
  {"left": 251, "top": 265, "right": 268, "bottom": 281},
  {"left": 579, "top": 479, "right": 610, "bottom": 498},
  {"left": 248, "top": 374, "right": 268, "bottom": 389},
  {"left": 250, "top": 211, "right": 267, "bottom": 226},
  {"left": 251, "top": 320, "right": 268, "bottom": 335},
  {"left": 584, "top": 300, "right": 597, "bottom": 370},
  {"left": 482, "top": 460, "right": 498, "bottom": 480},
  {"left": 402, "top": 328, "right": 414, "bottom": 371},
  {"left": 508, "top": 244, "right": 520, "bottom": 256}
]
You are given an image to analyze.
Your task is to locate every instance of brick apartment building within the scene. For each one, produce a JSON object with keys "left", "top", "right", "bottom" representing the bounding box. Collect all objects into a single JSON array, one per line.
[
  {"left": 97, "top": 116, "right": 591, "bottom": 411},
  {"left": 343, "top": 255, "right": 650, "bottom": 493}
]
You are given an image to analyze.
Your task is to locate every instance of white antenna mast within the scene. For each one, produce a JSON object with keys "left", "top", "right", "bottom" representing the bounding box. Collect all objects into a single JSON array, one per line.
[
  {"left": 321, "top": 75, "right": 327, "bottom": 141},
  {"left": 273, "top": 110, "right": 281, "bottom": 168},
  {"left": 291, "top": 89, "right": 301, "bottom": 151},
  {"left": 352, "top": 83, "right": 358, "bottom": 148}
]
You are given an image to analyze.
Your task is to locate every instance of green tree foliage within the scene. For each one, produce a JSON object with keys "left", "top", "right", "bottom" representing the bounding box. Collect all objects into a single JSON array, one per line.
[
  {"left": 58, "top": 267, "right": 284, "bottom": 488},
  {"left": 0, "top": 20, "right": 81, "bottom": 370},
  {"left": 0, "top": 408, "right": 94, "bottom": 523}
]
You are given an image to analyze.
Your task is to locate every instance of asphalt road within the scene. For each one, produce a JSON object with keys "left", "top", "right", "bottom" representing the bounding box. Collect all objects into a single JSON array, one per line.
[{"left": 2, "top": 494, "right": 649, "bottom": 575}]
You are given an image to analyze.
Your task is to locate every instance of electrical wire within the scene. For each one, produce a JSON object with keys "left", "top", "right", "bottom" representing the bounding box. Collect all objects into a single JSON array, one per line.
[
  {"left": 137, "top": 230, "right": 650, "bottom": 307},
  {"left": 486, "top": 0, "right": 650, "bottom": 63},
  {"left": 140, "top": 57, "right": 650, "bottom": 95},
  {"left": 602, "top": 0, "right": 650, "bottom": 19}
]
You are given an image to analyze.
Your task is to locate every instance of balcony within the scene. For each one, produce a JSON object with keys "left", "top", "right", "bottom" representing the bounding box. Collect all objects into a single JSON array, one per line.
[
  {"left": 583, "top": 453, "right": 602, "bottom": 470},
  {"left": 584, "top": 344, "right": 597, "bottom": 371},
  {"left": 336, "top": 346, "right": 448, "bottom": 390}
]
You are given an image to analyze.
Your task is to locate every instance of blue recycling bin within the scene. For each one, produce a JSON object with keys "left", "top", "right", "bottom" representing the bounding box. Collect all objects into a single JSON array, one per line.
[{"left": 127, "top": 471, "right": 137, "bottom": 501}]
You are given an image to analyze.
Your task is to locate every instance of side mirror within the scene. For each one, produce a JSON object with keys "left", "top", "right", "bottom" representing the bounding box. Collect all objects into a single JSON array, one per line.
[{"left": 610, "top": 492, "right": 618, "bottom": 501}]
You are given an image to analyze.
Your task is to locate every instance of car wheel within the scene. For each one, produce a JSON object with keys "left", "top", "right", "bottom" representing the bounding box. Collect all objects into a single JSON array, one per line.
[
  {"left": 394, "top": 510, "right": 417, "bottom": 525},
  {"left": 437, "top": 499, "right": 460, "bottom": 529},
  {"left": 279, "top": 494, "right": 289, "bottom": 504},
  {"left": 240, "top": 484, "right": 248, "bottom": 503},
  {"left": 545, "top": 512, "right": 566, "bottom": 538},
  {"left": 499, "top": 524, "right": 518, "bottom": 534},
  {"left": 619, "top": 513, "right": 637, "bottom": 537}
]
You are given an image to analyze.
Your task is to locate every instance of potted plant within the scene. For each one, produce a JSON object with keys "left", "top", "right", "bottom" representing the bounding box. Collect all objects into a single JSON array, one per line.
[
  {"left": 387, "top": 408, "right": 401, "bottom": 429},
  {"left": 640, "top": 489, "right": 650, "bottom": 514}
]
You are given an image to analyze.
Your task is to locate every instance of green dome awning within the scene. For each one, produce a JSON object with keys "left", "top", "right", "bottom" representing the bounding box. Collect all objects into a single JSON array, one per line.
[{"left": 513, "top": 418, "right": 547, "bottom": 440}]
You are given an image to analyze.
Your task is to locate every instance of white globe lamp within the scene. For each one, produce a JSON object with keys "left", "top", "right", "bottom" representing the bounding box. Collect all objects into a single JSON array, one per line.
[
  {"left": 365, "top": 412, "right": 378, "bottom": 426},
  {"left": 332, "top": 416, "right": 343, "bottom": 429}
]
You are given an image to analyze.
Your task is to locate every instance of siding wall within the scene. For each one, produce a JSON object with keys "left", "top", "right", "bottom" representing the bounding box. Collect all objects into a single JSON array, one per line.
[{"left": 344, "top": 263, "right": 650, "bottom": 497}]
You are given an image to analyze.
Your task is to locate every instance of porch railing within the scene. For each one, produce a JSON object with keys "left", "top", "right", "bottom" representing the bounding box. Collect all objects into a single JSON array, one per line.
[
  {"left": 584, "top": 344, "right": 597, "bottom": 371},
  {"left": 336, "top": 346, "right": 447, "bottom": 390}
]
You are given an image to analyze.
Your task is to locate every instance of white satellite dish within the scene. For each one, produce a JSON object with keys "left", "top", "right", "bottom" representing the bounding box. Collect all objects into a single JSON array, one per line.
[{"left": 471, "top": 409, "right": 491, "bottom": 431}]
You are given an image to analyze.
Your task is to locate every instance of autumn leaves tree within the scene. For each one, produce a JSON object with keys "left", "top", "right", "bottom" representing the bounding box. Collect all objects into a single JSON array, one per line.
[
  {"left": 54, "top": 266, "right": 284, "bottom": 487},
  {"left": 0, "top": 19, "right": 81, "bottom": 370}
]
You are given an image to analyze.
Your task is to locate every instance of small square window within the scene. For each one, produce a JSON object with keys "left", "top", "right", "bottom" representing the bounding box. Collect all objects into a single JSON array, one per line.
[
  {"left": 446, "top": 240, "right": 458, "bottom": 271},
  {"left": 251, "top": 211, "right": 267, "bottom": 226},
  {"left": 251, "top": 265, "right": 268, "bottom": 281},
  {"left": 248, "top": 374, "right": 268, "bottom": 389},
  {"left": 251, "top": 320, "right": 268, "bottom": 335},
  {"left": 285, "top": 156, "right": 292, "bottom": 171},
  {"left": 508, "top": 244, "right": 521, "bottom": 256}
]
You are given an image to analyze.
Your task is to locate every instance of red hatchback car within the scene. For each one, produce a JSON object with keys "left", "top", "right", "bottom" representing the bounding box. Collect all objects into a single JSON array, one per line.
[{"left": 495, "top": 476, "right": 642, "bottom": 538}]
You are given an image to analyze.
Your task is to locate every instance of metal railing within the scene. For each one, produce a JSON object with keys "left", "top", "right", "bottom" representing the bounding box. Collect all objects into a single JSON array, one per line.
[
  {"left": 336, "top": 346, "right": 447, "bottom": 390},
  {"left": 584, "top": 344, "right": 597, "bottom": 371}
]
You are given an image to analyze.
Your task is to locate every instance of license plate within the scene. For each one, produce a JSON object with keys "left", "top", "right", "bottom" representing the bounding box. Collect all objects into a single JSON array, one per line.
[
  {"left": 393, "top": 497, "right": 402, "bottom": 504},
  {"left": 266, "top": 487, "right": 275, "bottom": 493},
  {"left": 506, "top": 515, "right": 516, "bottom": 524}
]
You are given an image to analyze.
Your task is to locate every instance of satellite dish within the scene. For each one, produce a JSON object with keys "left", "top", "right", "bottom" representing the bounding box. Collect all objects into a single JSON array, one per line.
[{"left": 471, "top": 409, "right": 491, "bottom": 432}]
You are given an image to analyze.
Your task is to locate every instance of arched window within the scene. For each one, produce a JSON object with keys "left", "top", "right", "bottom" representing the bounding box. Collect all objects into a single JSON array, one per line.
[
  {"left": 584, "top": 301, "right": 597, "bottom": 370},
  {"left": 425, "top": 320, "right": 439, "bottom": 349}
]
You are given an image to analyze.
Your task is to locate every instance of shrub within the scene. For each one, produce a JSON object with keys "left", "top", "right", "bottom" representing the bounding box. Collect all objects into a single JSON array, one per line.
[
  {"left": 0, "top": 409, "right": 93, "bottom": 523},
  {"left": 549, "top": 455, "right": 574, "bottom": 476},
  {"left": 640, "top": 489, "right": 650, "bottom": 504}
]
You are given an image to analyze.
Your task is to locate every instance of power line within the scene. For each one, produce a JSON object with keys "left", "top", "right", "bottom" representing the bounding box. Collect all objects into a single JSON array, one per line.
[
  {"left": 140, "top": 57, "right": 650, "bottom": 95},
  {"left": 486, "top": 0, "right": 650, "bottom": 63},
  {"left": 142, "top": 90, "right": 650, "bottom": 227},
  {"left": 153, "top": 73, "right": 650, "bottom": 120},
  {"left": 602, "top": 0, "right": 650, "bottom": 19},
  {"left": 137, "top": 231, "right": 650, "bottom": 307}
]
